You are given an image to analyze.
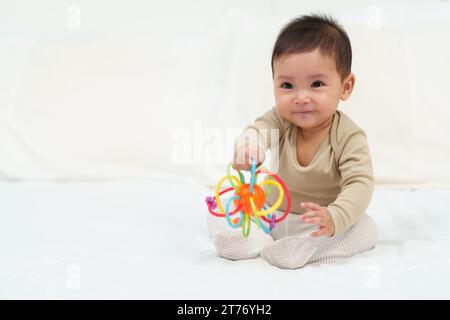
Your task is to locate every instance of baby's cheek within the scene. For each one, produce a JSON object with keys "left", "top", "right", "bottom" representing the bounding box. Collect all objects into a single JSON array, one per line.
[{"left": 275, "top": 104, "right": 289, "bottom": 117}]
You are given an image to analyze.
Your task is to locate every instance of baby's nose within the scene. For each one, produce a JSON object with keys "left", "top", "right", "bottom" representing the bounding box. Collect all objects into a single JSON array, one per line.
[{"left": 294, "top": 91, "right": 311, "bottom": 104}]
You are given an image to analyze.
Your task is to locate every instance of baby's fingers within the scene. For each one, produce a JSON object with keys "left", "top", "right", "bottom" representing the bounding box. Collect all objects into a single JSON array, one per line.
[
  {"left": 302, "top": 216, "right": 324, "bottom": 226},
  {"left": 300, "top": 202, "right": 322, "bottom": 211},
  {"left": 311, "top": 227, "right": 328, "bottom": 237},
  {"left": 231, "top": 163, "right": 251, "bottom": 171},
  {"left": 301, "top": 210, "right": 321, "bottom": 219}
]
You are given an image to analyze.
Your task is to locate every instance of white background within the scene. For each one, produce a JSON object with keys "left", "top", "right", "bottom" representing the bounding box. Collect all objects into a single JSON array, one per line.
[
  {"left": 1, "top": 0, "right": 450, "bottom": 299},
  {"left": 1, "top": 0, "right": 449, "bottom": 186}
]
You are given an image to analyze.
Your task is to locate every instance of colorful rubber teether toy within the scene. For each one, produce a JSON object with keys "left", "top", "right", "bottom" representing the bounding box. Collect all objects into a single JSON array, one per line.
[{"left": 205, "top": 159, "right": 291, "bottom": 238}]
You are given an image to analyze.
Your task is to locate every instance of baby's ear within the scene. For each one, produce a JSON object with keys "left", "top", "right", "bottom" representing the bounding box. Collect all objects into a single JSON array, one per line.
[{"left": 340, "top": 73, "right": 356, "bottom": 101}]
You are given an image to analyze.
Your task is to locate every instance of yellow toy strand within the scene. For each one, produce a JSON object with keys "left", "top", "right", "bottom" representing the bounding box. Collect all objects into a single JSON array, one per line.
[
  {"left": 249, "top": 197, "right": 264, "bottom": 227},
  {"left": 253, "top": 180, "right": 284, "bottom": 216},
  {"left": 215, "top": 175, "right": 241, "bottom": 215}
]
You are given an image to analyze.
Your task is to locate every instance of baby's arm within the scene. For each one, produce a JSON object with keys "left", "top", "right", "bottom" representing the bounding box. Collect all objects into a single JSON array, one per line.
[
  {"left": 326, "top": 130, "right": 374, "bottom": 235},
  {"left": 233, "top": 107, "right": 287, "bottom": 170}
]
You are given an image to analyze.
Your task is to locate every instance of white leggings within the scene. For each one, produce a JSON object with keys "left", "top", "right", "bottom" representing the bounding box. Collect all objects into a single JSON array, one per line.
[
  {"left": 213, "top": 212, "right": 378, "bottom": 267},
  {"left": 269, "top": 212, "right": 378, "bottom": 264}
]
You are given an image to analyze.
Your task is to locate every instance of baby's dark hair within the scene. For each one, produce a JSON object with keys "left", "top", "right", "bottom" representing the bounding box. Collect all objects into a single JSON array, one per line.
[{"left": 271, "top": 14, "right": 352, "bottom": 81}]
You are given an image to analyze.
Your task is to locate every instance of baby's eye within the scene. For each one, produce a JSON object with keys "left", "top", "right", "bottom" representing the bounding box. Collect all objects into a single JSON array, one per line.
[
  {"left": 311, "top": 81, "right": 325, "bottom": 88},
  {"left": 280, "top": 82, "right": 293, "bottom": 89}
]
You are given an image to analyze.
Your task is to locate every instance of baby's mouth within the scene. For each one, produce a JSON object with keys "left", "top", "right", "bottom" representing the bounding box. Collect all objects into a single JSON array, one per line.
[{"left": 293, "top": 110, "right": 314, "bottom": 114}]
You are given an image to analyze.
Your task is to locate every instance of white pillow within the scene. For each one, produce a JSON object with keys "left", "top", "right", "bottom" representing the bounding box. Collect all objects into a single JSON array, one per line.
[
  {"left": 0, "top": 24, "right": 244, "bottom": 182},
  {"left": 2, "top": 3, "right": 450, "bottom": 187}
]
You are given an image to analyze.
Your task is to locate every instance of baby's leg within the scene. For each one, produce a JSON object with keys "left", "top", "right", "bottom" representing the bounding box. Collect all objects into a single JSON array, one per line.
[
  {"left": 213, "top": 224, "right": 274, "bottom": 261},
  {"left": 262, "top": 214, "right": 378, "bottom": 269}
]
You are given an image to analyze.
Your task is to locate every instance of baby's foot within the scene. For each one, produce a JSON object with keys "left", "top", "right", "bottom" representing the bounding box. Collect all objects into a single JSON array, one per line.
[
  {"left": 262, "top": 235, "right": 317, "bottom": 269},
  {"left": 213, "top": 228, "right": 274, "bottom": 261}
]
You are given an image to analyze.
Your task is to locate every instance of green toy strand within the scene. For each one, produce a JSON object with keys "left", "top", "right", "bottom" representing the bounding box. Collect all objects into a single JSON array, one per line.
[
  {"left": 226, "top": 163, "right": 239, "bottom": 192},
  {"left": 238, "top": 170, "right": 245, "bottom": 184},
  {"left": 242, "top": 213, "right": 251, "bottom": 238}
]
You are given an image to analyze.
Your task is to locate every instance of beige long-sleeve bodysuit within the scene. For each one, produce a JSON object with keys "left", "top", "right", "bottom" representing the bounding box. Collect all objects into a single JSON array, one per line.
[{"left": 240, "top": 106, "right": 374, "bottom": 236}]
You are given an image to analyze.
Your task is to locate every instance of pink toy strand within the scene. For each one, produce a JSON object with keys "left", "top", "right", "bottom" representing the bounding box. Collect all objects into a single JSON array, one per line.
[{"left": 207, "top": 187, "right": 242, "bottom": 217}]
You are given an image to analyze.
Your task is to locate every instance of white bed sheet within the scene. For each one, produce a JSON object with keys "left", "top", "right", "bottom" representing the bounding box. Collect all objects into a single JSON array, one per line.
[{"left": 1, "top": 179, "right": 449, "bottom": 299}]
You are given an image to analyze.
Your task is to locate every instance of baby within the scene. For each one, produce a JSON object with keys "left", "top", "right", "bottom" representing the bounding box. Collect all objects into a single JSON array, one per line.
[{"left": 213, "top": 14, "right": 378, "bottom": 269}]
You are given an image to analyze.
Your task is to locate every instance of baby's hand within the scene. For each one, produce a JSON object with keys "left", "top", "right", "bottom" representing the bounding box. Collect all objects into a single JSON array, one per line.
[
  {"left": 232, "top": 143, "right": 265, "bottom": 171},
  {"left": 300, "top": 202, "right": 335, "bottom": 237}
]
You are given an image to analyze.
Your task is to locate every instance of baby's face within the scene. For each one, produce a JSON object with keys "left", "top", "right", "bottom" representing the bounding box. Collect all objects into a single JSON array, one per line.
[{"left": 273, "top": 49, "right": 354, "bottom": 132}]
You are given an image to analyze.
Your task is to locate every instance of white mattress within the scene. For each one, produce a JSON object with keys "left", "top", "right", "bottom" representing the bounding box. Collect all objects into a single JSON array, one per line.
[{"left": 1, "top": 179, "right": 450, "bottom": 299}]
